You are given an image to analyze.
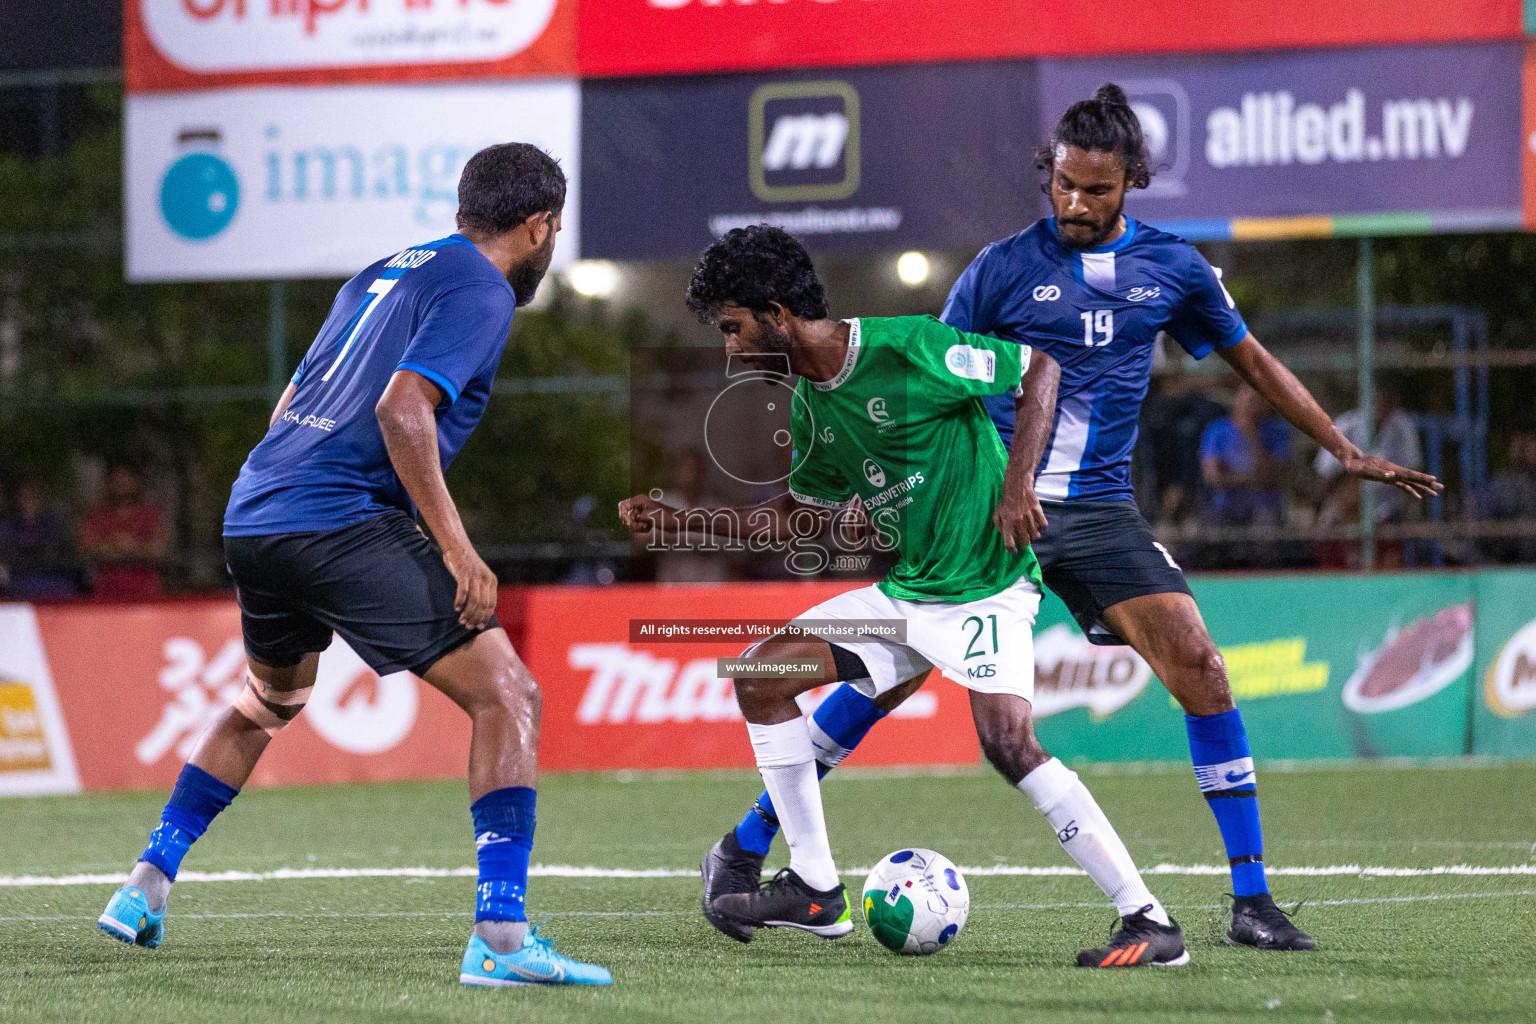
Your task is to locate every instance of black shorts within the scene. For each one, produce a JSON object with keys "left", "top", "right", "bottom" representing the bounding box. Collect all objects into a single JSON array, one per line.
[
  {"left": 1032, "top": 500, "right": 1192, "bottom": 647},
  {"left": 224, "top": 509, "right": 498, "bottom": 676}
]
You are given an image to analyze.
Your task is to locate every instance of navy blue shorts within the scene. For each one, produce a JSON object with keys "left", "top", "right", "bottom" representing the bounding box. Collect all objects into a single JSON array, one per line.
[
  {"left": 1032, "top": 500, "right": 1191, "bottom": 647},
  {"left": 224, "top": 509, "right": 497, "bottom": 676}
]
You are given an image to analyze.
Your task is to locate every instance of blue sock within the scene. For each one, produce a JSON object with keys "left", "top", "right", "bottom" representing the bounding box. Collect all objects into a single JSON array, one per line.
[
  {"left": 1186, "top": 709, "right": 1268, "bottom": 897},
  {"left": 733, "top": 684, "right": 886, "bottom": 856},
  {"left": 139, "top": 764, "right": 239, "bottom": 881},
  {"left": 472, "top": 787, "right": 536, "bottom": 922}
]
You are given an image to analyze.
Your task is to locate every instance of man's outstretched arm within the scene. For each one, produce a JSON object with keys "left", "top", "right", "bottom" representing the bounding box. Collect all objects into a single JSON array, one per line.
[
  {"left": 993, "top": 349, "right": 1060, "bottom": 553},
  {"left": 1217, "top": 335, "right": 1441, "bottom": 499},
  {"left": 617, "top": 490, "right": 845, "bottom": 546},
  {"left": 376, "top": 368, "right": 498, "bottom": 630}
]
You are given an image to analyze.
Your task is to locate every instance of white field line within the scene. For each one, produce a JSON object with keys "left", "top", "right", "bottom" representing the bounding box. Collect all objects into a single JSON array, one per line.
[
  {"left": 3, "top": 889, "right": 1535, "bottom": 925},
  {"left": 3, "top": 862, "right": 1536, "bottom": 888}
]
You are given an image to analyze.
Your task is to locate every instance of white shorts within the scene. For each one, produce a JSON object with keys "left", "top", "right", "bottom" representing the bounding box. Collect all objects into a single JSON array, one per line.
[{"left": 788, "top": 576, "right": 1041, "bottom": 701}]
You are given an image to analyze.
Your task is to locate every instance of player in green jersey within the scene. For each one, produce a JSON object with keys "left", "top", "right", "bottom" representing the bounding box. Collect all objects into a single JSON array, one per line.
[{"left": 619, "top": 226, "right": 1189, "bottom": 967}]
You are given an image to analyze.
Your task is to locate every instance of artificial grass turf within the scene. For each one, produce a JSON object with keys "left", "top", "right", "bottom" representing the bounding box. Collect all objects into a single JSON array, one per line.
[{"left": 2, "top": 761, "right": 1533, "bottom": 1023}]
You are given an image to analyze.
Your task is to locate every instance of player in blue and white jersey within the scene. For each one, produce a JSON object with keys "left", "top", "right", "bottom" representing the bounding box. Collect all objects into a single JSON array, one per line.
[
  {"left": 703, "top": 85, "right": 1442, "bottom": 961},
  {"left": 96, "top": 143, "right": 610, "bottom": 987}
]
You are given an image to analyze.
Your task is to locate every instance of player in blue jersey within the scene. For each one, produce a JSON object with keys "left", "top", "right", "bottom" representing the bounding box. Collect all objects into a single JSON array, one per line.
[
  {"left": 96, "top": 143, "right": 611, "bottom": 987},
  {"left": 702, "top": 85, "right": 1442, "bottom": 958}
]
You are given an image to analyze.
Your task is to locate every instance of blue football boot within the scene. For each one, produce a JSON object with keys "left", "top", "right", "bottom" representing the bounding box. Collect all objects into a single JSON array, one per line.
[
  {"left": 98, "top": 886, "right": 164, "bottom": 948},
  {"left": 459, "top": 925, "right": 612, "bottom": 987}
]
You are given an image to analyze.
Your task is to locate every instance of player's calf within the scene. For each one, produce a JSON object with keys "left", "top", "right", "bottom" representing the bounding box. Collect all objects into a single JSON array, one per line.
[{"left": 971, "top": 691, "right": 1179, "bottom": 958}]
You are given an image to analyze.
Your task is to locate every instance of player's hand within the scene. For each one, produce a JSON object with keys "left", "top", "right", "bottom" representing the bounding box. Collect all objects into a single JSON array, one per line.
[
  {"left": 442, "top": 543, "right": 498, "bottom": 630},
  {"left": 992, "top": 482, "right": 1049, "bottom": 552},
  {"left": 617, "top": 494, "right": 673, "bottom": 538},
  {"left": 1340, "top": 453, "right": 1443, "bottom": 500}
]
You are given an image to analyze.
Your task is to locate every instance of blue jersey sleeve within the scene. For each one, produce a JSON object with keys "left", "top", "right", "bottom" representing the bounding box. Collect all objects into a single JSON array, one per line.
[
  {"left": 1166, "top": 248, "right": 1249, "bottom": 360},
  {"left": 939, "top": 244, "right": 1001, "bottom": 335},
  {"left": 396, "top": 283, "right": 515, "bottom": 404}
]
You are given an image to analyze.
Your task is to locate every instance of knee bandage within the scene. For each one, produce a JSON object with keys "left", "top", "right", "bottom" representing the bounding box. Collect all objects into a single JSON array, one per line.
[{"left": 232, "top": 674, "right": 312, "bottom": 735}]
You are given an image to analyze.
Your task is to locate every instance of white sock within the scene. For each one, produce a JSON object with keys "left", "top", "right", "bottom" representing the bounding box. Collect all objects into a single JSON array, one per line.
[
  {"left": 747, "top": 719, "right": 840, "bottom": 891},
  {"left": 1018, "top": 758, "right": 1170, "bottom": 925}
]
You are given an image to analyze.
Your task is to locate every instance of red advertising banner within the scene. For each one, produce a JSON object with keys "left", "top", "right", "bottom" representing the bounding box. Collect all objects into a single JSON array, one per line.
[
  {"left": 0, "top": 583, "right": 977, "bottom": 794},
  {"left": 33, "top": 600, "right": 474, "bottom": 791},
  {"left": 126, "top": 0, "right": 576, "bottom": 92},
  {"left": 1525, "top": 40, "right": 1536, "bottom": 230},
  {"left": 577, "top": 0, "right": 1522, "bottom": 78},
  {"left": 521, "top": 583, "right": 978, "bottom": 772}
]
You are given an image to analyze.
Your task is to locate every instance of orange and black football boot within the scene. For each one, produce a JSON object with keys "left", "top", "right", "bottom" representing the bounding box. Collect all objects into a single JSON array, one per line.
[{"left": 1077, "top": 904, "right": 1190, "bottom": 967}]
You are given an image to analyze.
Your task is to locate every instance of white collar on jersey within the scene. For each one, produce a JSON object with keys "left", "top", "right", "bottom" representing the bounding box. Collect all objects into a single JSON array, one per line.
[{"left": 810, "top": 318, "right": 862, "bottom": 392}]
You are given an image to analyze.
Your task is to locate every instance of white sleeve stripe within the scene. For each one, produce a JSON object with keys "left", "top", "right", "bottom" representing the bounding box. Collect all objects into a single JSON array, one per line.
[{"left": 788, "top": 488, "right": 852, "bottom": 510}]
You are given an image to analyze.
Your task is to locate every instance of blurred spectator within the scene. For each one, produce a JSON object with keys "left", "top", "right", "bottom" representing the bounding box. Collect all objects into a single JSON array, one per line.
[
  {"left": 1314, "top": 379, "right": 1422, "bottom": 568},
  {"left": 1477, "top": 429, "right": 1536, "bottom": 564},
  {"left": 655, "top": 449, "right": 731, "bottom": 584},
  {"left": 0, "top": 478, "right": 78, "bottom": 600},
  {"left": 79, "top": 465, "right": 168, "bottom": 600},
  {"left": 1140, "top": 370, "right": 1225, "bottom": 527},
  {"left": 1199, "top": 383, "right": 1290, "bottom": 538},
  {"left": 561, "top": 493, "right": 620, "bottom": 586}
]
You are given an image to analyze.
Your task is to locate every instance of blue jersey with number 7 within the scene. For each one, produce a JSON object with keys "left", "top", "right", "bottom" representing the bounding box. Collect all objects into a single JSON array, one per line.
[
  {"left": 224, "top": 235, "right": 516, "bottom": 537},
  {"left": 940, "top": 217, "right": 1248, "bottom": 503}
]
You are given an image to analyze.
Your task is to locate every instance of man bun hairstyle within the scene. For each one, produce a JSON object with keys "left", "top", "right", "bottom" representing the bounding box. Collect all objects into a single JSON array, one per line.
[
  {"left": 457, "top": 142, "right": 567, "bottom": 236},
  {"left": 685, "top": 224, "right": 830, "bottom": 324},
  {"left": 1036, "top": 82, "right": 1153, "bottom": 191}
]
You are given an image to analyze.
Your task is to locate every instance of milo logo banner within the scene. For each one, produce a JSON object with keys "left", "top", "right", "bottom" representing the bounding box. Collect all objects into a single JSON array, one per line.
[
  {"left": 1473, "top": 570, "right": 1536, "bottom": 756},
  {"left": 1033, "top": 571, "right": 1536, "bottom": 762}
]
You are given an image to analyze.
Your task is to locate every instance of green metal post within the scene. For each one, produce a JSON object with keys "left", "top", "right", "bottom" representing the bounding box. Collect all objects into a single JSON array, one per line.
[
  {"left": 267, "top": 280, "right": 288, "bottom": 405},
  {"left": 1356, "top": 237, "right": 1376, "bottom": 570}
]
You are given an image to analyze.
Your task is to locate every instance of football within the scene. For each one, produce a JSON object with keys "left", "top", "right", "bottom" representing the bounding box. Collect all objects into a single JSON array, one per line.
[{"left": 861, "top": 849, "right": 970, "bottom": 955}]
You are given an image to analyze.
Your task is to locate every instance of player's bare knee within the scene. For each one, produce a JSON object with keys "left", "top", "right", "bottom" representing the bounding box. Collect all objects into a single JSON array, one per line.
[
  {"left": 732, "top": 637, "right": 832, "bottom": 716},
  {"left": 489, "top": 661, "right": 541, "bottom": 719},
  {"left": 1166, "top": 642, "right": 1235, "bottom": 715}
]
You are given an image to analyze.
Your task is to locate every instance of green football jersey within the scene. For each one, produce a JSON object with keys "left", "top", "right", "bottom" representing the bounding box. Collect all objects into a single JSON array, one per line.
[{"left": 788, "top": 315, "right": 1043, "bottom": 603}]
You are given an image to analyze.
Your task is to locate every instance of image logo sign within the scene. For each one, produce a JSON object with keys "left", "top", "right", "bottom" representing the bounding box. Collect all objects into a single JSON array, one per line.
[
  {"left": 126, "top": 82, "right": 580, "bottom": 281},
  {"left": 749, "top": 80, "right": 860, "bottom": 203},
  {"left": 159, "top": 132, "right": 241, "bottom": 241}
]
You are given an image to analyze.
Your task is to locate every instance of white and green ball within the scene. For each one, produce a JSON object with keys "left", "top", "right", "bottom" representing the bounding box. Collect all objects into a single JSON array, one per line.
[{"left": 861, "top": 848, "right": 969, "bottom": 955}]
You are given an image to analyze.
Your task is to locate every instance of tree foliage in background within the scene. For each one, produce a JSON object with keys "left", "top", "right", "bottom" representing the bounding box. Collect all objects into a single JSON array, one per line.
[
  {"left": 1, "top": 84, "right": 1532, "bottom": 587},
  {"left": 0, "top": 84, "right": 638, "bottom": 586}
]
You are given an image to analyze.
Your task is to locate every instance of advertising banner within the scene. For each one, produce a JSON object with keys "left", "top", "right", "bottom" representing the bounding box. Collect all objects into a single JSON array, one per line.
[
  {"left": 4, "top": 570, "right": 1532, "bottom": 796},
  {"left": 18, "top": 600, "right": 475, "bottom": 793},
  {"left": 581, "top": 62, "right": 1042, "bottom": 260},
  {"left": 576, "top": 0, "right": 1521, "bottom": 79},
  {"left": 1042, "top": 42, "right": 1525, "bottom": 236},
  {"left": 126, "top": 0, "right": 576, "bottom": 92},
  {"left": 125, "top": 81, "right": 581, "bottom": 281},
  {"left": 1471, "top": 570, "right": 1536, "bottom": 757},
  {"left": 520, "top": 583, "right": 978, "bottom": 772},
  {"left": 581, "top": 42, "right": 1528, "bottom": 259},
  {"left": 0, "top": 606, "right": 81, "bottom": 797},
  {"left": 1034, "top": 573, "right": 1481, "bottom": 762}
]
